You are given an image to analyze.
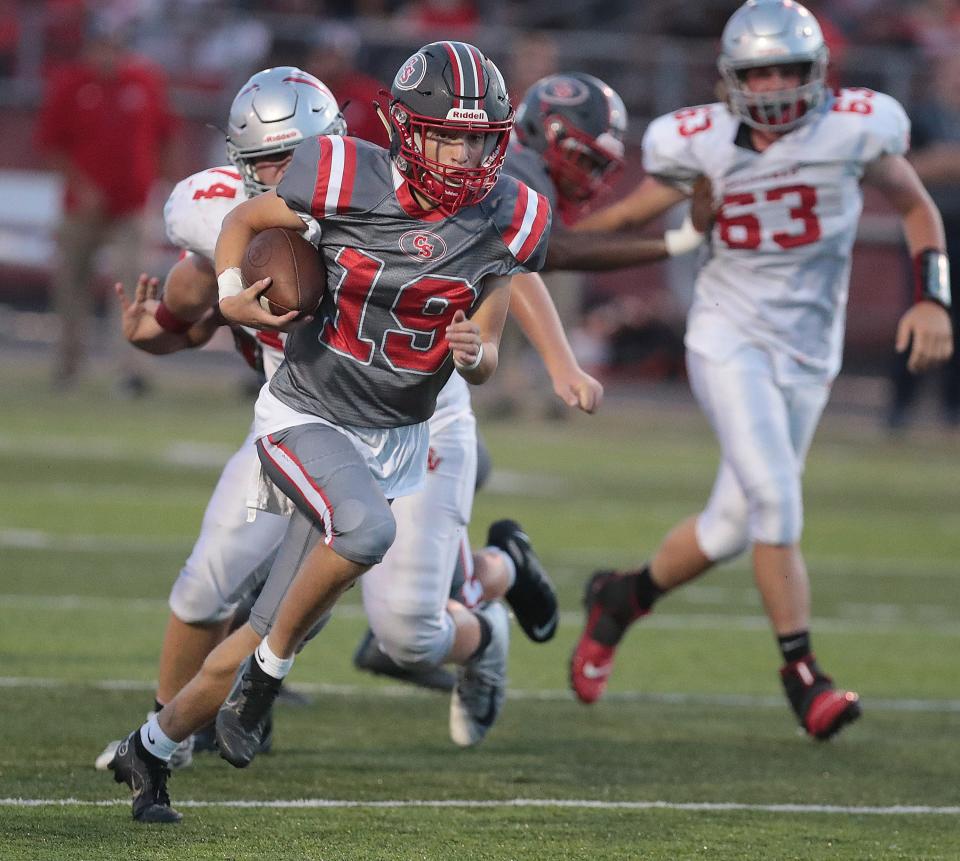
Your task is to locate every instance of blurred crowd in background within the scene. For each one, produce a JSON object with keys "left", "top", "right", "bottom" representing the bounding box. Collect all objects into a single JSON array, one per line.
[{"left": 2, "top": 0, "right": 959, "bottom": 426}]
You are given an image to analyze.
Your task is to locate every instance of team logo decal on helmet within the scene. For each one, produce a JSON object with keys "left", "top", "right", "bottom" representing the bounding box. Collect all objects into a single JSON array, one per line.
[
  {"left": 395, "top": 53, "right": 428, "bottom": 91},
  {"left": 399, "top": 229, "right": 448, "bottom": 262},
  {"left": 540, "top": 77, "right": 591, "bottom": 106},
  {"left": 389, "top": 41, "right": 514, "bottom": 215}
]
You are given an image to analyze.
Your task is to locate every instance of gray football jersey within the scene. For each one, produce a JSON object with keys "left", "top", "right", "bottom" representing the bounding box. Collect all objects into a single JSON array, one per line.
[
  {"left": 270, "top": 135, "right": 552, "bottom": 428},
  {"left": 502, "top": 139, "right": 557, "bottom": 210}
]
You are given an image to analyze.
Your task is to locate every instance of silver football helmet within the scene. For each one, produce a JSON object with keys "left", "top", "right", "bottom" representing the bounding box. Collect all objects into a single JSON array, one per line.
[
  {"left": 225, "top": 66, "right": 347, "bottom": 196},
  {"left": 718, "top": 0, "right": 829, "bottom": 132}
]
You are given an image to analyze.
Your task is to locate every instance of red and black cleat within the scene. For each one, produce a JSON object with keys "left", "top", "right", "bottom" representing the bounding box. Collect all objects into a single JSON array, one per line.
[
  {"left": 569, "top": 571, "right": 648, "bottom": 705},
  {"left": 780, "top": 654, "right": 862, "bottom": 740}
]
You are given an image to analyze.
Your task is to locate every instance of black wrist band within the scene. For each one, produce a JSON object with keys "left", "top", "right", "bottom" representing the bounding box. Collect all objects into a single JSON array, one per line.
[{"left": 914, "top": 249, "right": 951, "bottom": 310}]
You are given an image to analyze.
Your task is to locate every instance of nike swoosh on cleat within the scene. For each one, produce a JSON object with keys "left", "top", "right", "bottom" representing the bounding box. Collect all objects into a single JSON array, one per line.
[
  {"left": 531, "top": 618, "right": 557, "bottom": 640},
  {"left": 146, "top": 727, "right": 156, "bottom": 745},
  {"left": 581, "top": 662, "right": 611, "bottom": 680}
]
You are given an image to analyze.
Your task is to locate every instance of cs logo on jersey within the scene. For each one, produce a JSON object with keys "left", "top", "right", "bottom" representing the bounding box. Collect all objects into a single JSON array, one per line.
[
  {"left": 399, "top": 230, "right": 447, "bottom": 262},
  {"left": 395, "top": 52, "right": 428, "bottom": 91}
]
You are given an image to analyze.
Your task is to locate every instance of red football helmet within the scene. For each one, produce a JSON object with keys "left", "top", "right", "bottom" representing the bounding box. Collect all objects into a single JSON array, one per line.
[
  {"left": 514, "top": 73, "right": 627, "bottom": 219},
  {"left": 389, "top": 41, "right": 514, "bottom": 214}
]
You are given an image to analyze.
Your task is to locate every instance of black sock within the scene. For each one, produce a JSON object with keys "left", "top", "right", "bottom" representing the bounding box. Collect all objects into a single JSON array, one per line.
[
  {"left": 590, "top": 567, "right": 661, "bottom": 647},
  {"left": 778, "top": 630, "right": 811, "bottom": 665},
  {"left": 468, "top": 611, "right": 493, "bottom": 660},
  {"left": 632, "top": 565, "right": 664, "bottom": 612}
]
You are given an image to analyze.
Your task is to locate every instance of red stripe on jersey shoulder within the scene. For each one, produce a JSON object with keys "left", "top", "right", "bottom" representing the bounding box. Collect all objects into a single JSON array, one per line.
[
  {"left": 209, "top": 168, "right": 241, "bottom": 179},
  {"left": 336, "top": 137, "right": 358, "bottom": 214},
  {"left": 311, "top": 136, "right": 334, "bottom": 218},
  {"left": 500, "top": 182, "right": 529, "bottom": 251},
  {"left": 515, "top": 190, "right": 550, "bottom": 264}
]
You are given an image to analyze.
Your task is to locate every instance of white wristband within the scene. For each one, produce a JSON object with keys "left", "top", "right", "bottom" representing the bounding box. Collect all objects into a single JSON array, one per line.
[
  {"left": 454, "top": 342, "right": 484, "bottom": 372},
  {"left": 217, "top": 267, "right": 245, "bottom": 303},
  {"left": 664, "top": 215, "right": 705, "bottom": 257}
]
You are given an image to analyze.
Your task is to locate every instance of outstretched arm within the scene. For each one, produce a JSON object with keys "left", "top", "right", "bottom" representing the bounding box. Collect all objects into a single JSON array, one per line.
[
  {"left": 864, "top": 153, "right": 953, "bottom": 373},
  {"left": 508, "top": 272, "right": 602, "bottom": 413},
  {"left": 116, "top": 255, "right": 222, "bottom": 354},
  {"left": 545, "top": 176, "right": 707, "bottom": 271}
]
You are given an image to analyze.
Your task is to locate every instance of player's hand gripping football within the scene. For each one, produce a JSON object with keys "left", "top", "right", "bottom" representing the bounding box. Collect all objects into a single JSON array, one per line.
[
  {"left": 219, "top": 277, "right": 307, "bottom": 332},
  {"left": 115, "top": 273, "right": 160, "bottom": 343},
  {"left": 552, "top": 366, "right": 604, "bottom": 414},
  {"left": 895, "top": 301, "right": 953, "bottom": 373},
  {"left": 446, "top": 309, "right": 482, "bottom": 369}
]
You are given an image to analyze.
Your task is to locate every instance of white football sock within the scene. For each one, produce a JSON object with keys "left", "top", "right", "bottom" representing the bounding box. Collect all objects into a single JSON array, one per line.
[
  {"left": 255, "top": 637, "right": 295, "bottom": 680},
  {"left": 139, "top": 713, "right": 179, "bottom": 762}
]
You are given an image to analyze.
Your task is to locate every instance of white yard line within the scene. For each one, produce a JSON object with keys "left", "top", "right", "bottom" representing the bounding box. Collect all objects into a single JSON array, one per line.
[
  {"left": 3, "top": 591, "right": 959, "bottom": 636},
  {"left": 1, "top": 797, "right": 958, "bottom": 815},
  {"left": 1, "top": 675, "right": 958, "bottom": 713}
]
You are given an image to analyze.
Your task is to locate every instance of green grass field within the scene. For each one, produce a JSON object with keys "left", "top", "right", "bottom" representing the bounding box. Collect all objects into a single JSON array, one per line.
[{"left": 1, "top": 357, "right": 958, "bottom": 860}]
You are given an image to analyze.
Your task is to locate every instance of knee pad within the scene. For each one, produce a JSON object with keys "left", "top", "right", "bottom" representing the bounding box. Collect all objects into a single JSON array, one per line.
[
  {"left": 696, "top": 505, "right": 750, "bottom": 564},
  {"left": 333, "top": 503, "right": 396, "bottom": 566},
  {"left": 374, "top": 609, "right": 454, "bottom": 671},
  {"left": 747, "top": 479, "right": 803, "bottom": 546},
  {"left": 168, "top": 567, "right": 236, "bottom": 625}
]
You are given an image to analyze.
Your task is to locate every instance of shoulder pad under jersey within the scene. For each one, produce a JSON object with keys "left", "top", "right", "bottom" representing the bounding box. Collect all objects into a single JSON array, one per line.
[
  {"left": 502, "top": 141, "right": 558, "bottom": 209},
  {"left": 276, "top": 135, "right": 390, "bottom": 220},
  {"left": 642, "top": 103, "right": 731, "bottom": 192},
  {"left": 163, "top": 167, "right": 245, "bottom": 262},
  {"left": 482, "top": 173, "right": 553, "bottom": 274},
  {"left": 824, "top": 88, "right": 910, "bottom": 162}
]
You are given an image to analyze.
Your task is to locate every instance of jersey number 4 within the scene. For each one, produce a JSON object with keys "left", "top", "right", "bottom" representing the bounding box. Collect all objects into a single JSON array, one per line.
[
  {"left": 321, "top": 247, "right": 476, "bottom": 374},
  {"left": 716, "top": 184, "right": 821, "bottom": 250}
]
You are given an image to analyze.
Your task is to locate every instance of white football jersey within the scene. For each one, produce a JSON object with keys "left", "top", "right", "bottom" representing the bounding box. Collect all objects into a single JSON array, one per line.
[
  {"left": 163, "top": 165, "right": 290, "bottom": 376},
  {"left": 643, "top": 89, "right": 910, "bottom": 379}
]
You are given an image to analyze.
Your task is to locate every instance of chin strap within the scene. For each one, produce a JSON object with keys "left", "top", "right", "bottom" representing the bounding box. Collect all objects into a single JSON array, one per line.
[{"left": 914, "top": 248, "right": 952, "bottom": 310}]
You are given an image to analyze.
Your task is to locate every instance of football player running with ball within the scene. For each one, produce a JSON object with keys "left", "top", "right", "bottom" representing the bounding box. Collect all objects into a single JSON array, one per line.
[
  {"left": 106, "top": 41, "right": 552, "bottom": 823},
  {"left": 95, "top": 66, "right": 346, "bottom": 772},
  {"left": 568, "top": 0, "right": 952, "bottom": 740}
]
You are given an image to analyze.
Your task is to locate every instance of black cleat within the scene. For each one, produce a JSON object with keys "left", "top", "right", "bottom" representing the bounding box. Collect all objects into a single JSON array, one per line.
[
  {"left": 487, "top": 519, "right": 558, "bottom": 642},
  {"left": 108, "top": 731, "right": 182, "bottom": 823},
  {"left": 353, "top": 628, "right": 456, "bottom": 692},
  {"left": 215, "top": 655, "right": 282, "bottom": 768}
]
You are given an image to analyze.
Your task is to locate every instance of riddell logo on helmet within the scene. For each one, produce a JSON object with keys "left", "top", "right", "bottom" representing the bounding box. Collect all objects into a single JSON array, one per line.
[
  {"left": 263, "top": 129, "right": 301, "bottom": 143},
  {"left": 447, "top": 108, "right": 488, "bottom": 121}
]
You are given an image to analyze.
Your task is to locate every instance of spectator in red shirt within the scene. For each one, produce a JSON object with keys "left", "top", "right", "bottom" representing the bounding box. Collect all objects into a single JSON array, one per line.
[
  {"left": 35, "top": 14, "right": 177, "bottom": 392},
  {"left": 303, "top": 23, "right": 389, "bottom": 149}
]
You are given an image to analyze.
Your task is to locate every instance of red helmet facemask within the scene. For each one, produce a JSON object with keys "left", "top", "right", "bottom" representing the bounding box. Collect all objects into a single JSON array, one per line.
[
  {"left": 390, "top": 101, "right": 514, "bottom": 215},
  {"left": 541, "top": 117, "right": 624, "bottom": 220}
]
